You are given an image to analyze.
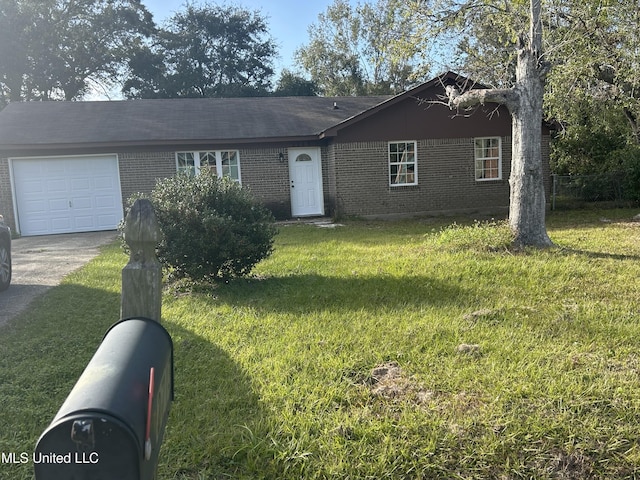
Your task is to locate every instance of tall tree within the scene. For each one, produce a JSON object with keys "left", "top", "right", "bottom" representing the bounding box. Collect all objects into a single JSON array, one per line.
[
  {"left": 439, "top": 0, "right": 553, "bottom": 247},
  {"left": 273, "top": 70, "right": 319, "bottom": 97},
  {"left": 295, "top": 0, "right": 430, "bottom": 96},
  {"left": 444, "top": 0, "right": 640, "bottom": 152},
  {"left": 123, "top": 3, "right": 276, "bottom": 98},
  {"left": 0, "top": 0, "right": 154, "bottom": 103}
]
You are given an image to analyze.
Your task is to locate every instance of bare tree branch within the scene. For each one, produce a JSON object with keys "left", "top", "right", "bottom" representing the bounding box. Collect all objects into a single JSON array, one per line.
[{"left": 445, "top": 84, "right": 518, "bottom": 111}]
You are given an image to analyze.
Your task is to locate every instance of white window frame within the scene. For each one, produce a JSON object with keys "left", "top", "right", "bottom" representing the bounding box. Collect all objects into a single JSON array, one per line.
[
  {"left": 474, "top": 137, "right": 502, "bottom": 181},
  {"left": 388, "top": 140, "right": 418, "bottom": 187},
  {"left": 176, "top": 150, "right": 241, "bottom": 183}
]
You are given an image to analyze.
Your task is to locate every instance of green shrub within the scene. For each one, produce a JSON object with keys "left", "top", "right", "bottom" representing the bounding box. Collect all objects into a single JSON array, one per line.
[
  {"left": 610, "top": 145, "right": 640, "bottom": 201},
  {"left": 128, "top": 171, "right": 277, "bottom": 282}
]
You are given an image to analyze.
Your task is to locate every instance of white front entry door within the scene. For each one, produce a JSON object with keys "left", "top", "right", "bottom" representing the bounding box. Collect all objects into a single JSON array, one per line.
[
  {"left": 288, "top": 147, "right": 324, "bottom": 217},
  {"left": 11, "top": 155, "right": 123, "bottom": 236}
]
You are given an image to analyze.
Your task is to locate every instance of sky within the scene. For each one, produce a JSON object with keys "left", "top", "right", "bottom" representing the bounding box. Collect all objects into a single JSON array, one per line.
[{"left": 142, "top": 0, "right": 344, "bottom": 75}]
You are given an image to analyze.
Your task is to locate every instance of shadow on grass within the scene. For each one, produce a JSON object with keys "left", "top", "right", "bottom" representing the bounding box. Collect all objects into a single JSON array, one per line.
[
  {"left": 0, "top": 284, "right": 122, "bottom": 480},
  {"left": 0, "top": 283, "right": 271, "bottom": 480},
  {"left": 275, "top": 220, "right": 454, "bottom": 246},
  {"left": 547, "top": 209, "right": 640, "bottom": 230},
  {"left": 159, "top": 320, "right": 269, "bottom": 479},
  {"left": 557, "top": 247, "right": 640, "bottom": 262},
  {"left": 208, "top": 273, "right": 471, "bottom": 314}
]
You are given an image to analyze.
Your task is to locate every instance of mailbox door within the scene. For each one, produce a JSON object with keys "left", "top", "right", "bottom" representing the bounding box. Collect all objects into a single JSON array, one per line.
[{"left": 34, "top": 413, "right": 140, "bottom": 480}]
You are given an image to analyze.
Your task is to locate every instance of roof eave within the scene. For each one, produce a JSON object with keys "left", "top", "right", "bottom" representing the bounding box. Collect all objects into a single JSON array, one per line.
[{"left": 0, "top": 134, "right": 325, "bottom": 156}]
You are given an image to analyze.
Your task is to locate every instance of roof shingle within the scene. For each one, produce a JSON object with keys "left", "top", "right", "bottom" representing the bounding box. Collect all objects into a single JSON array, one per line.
[{"left": 0, "top": 96, "right": 391, "bottom": 147}]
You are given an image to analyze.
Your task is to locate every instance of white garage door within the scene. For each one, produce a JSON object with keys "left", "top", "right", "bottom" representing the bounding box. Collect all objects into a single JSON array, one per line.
[{"left": 12, "top": 155, "right": 123, "bottom": 236}]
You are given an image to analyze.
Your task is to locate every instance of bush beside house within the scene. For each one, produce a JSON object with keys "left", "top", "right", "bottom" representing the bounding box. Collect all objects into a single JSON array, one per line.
[{"left": 129, "top": 171, "right": 277, "bottom": 282}]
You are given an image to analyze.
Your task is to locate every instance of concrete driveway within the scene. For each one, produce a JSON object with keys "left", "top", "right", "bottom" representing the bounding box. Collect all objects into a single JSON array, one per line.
[{"left": 0, "top": 230, "right": 117, "bottom": 327}]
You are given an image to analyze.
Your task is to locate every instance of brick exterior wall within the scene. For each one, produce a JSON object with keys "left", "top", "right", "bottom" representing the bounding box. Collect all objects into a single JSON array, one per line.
[
  {"left": 0, "top": 148, "right": 295, "bottom": 232},
  {"left": 0, "top": 135, "right": 552, "bottom": 232},
  {"left": 328, "top": 137, "right": 514, "bottom": 218},
  {"left": 238, "top": 147, "right": 291, "bottom": 219},
  {"left": 119, "top": 148, "right": 296, "bottom": 219},
  {"left": 0, "top": 158, "right": 15, "bottom": 230},
  {"left": 326, "top": 143, "right": 338, "bottom": 217},
  {"left": 118, "top": 152, "right": 176, "bottom": 206}
]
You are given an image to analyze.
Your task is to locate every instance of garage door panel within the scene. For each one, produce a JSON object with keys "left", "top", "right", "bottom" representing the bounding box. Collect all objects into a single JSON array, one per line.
[
  {"left": 24, "top": 198, "right": 47, "bottom": 213},
  {"left": 74, "top": 216, "right": 95, "bottom": 229},
  {"left": 95, "top": 177, "right": 116, "bottom": 190},
  {"left": 51, "top": 217, "right": 72, "bottom": 232},
  {"left": 44, "top": 160, "right": 65, "bottom": 171},
  {"left": 12, "top": 155, "right": 123, "bottom": 236},
  {"left": 70, "top": 178, "right": 91, "bottom": 192},
  {"left": 96, "top": 215, "right": 119, "bottom": 230},
  {"left": 72, "top": 196, "right": 93, "bottom": 210},
  {"left": 20, "top": 179, "right": 46, "bottom": 195},
  {"left": 28, "top": 219, "right": 49, "bottom": 233},
  {"left": 95, "top": 195, "right": 116, "bottom": 208},
  {"left": 44, "top": 165, "right": 66, "bottom": 178},
  {"left": 47, "top": 179, "right": 68, "bottom": 193},
  {"left": 48, "top": 198, "right": 69, "bottom": 212}
]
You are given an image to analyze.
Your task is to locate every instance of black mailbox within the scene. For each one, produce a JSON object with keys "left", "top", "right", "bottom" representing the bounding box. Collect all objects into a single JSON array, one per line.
[{"left": 34, "top": 317, "right": 173, "bottom": 480}]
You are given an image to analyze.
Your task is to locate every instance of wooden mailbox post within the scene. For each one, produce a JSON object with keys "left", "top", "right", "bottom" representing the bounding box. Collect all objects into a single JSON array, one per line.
[{"left": 121, "top": 198, "right": 162, "bottom": 322}]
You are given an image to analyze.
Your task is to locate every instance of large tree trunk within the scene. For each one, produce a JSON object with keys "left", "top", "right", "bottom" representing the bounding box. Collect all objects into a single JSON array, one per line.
[
  {"left": 623, "top": 108, "right": 640, "bottom": 145},
  {"left": 446, "top": 0, "right": 552, "bottom": 248},
  {"left": 509, "top": 39, "right": 552, "bottom": 247}
]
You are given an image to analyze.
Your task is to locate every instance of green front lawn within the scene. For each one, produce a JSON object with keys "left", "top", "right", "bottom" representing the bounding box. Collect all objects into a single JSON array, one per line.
[{"left": 2, "top": 209, "right": 640, "bottom": 479}]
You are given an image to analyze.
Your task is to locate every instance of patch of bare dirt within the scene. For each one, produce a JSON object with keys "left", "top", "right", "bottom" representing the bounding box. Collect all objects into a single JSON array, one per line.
[
  {"left": 357, "top": 361, "right": 485, "bottom": 420},
  {"left": 369, "top": 361, "right": 434, "bottom": 404},
  {"left": 545, "top": 449, "right": 594, "bottom": 479},
  {"left": 456, "top": 343, "right": 482, "bottom": 356}
]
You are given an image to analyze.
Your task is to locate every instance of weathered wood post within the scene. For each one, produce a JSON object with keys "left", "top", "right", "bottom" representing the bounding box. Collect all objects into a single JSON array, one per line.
[{"left": 121, "top": 198, "right": 162, "bottom": 322}]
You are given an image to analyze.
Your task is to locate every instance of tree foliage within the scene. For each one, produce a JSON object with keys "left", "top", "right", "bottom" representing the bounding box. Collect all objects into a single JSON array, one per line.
[
  {"left": 551, "top": 103, "right": 630, "bottom": 175},
  {"left": 295, "top": 0, "right": 431, "bottom": 95},
  {"left": 420, "top": 0, "right": 640, "bottom": 172},
  {"left": 544, "top": 1, "right": 640, "bottom": 178},
  {"left": 123, "top": 2, "right": 277, "bottom": 98},
  {"left": 273, "top": 69, "right": 319, "bottom": 97},
  {"left": 0, "top": 0, "right": 154, "bottom": 104}
]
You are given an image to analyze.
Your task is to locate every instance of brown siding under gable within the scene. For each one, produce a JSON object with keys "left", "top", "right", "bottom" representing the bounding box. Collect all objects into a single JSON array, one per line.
[
  {"left": 327, "top": 91, "right": 552, "bottom": 218},
  {"left": 331, "top": 96, "right": 513, "bottom": 144}
]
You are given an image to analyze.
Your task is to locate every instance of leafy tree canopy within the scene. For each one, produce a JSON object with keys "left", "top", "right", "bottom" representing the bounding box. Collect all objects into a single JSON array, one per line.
[
  {"left": 415, "top": 0, "right": 640, "bottom": 170},
  {"left": 0, "top": 0, "right": 154, "bottom": 104},
  {"left": 123, "top": 2, "right": 277, "bottom": 98},
  {"left": 544, "top": 0, "right": 640, "bottom": 147},
  {"left": 295, "top": 0, "right": 431, "bottom": 96},
  {"left": 273, "top": 69, "right": 319, "bottom": 97}
]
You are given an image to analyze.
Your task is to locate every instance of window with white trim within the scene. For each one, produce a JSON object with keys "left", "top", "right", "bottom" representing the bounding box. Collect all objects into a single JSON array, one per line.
[
  {"left": 389, "top": 141, "right": 417, "bottom": 186},
  {"left": 176, "top": 150, "right": 241, "bottom": 183},
  {"left": 474, "top": 137, "right": 502, "bottom": 181}
]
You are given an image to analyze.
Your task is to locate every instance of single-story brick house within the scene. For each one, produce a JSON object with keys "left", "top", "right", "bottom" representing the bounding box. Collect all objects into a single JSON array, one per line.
[{"left": 0, "top": 71, "right": 550, "bottom": 236}]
